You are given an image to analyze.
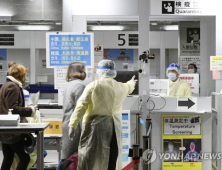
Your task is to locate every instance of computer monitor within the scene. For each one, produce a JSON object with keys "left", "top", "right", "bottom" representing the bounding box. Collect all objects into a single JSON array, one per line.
[
  {"left": 149, "top": 79, "right": 169, "bottom": 96},
  {"left": 114, "top": 71, "right": 139, "bottom": 95}
]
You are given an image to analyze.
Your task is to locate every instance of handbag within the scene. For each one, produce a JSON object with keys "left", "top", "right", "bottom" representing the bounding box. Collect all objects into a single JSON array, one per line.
[
  {"left": 59, "top": 153, "right": 78, "bottom": 170},
  {"left": 22, "top": 133, "right": 36, "bottom": 154}
]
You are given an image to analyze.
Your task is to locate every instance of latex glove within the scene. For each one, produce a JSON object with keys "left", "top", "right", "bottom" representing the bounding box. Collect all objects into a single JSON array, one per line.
[
  {"left": 69, "top": 128, "right": 75, "bottom": 140},
  {"left": 131, "top": 75, "right": 138, "bottom": 85},
  {"left": 33, "top": 105, "right": 38, "bottom": 112}
]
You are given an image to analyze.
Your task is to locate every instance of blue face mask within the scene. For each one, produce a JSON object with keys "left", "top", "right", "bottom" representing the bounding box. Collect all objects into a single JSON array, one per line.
[{"left": 168, "top": 72, "right": 177, "bottom": 81}]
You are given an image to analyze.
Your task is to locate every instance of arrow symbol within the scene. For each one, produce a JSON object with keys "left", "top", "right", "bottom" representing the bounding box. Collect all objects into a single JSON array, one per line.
[
  {"left": 178, "top": 98, "right": 195, "bottom": 109},
  {"left": 179, "top": 147, "right": 186, "bottom": 151}
]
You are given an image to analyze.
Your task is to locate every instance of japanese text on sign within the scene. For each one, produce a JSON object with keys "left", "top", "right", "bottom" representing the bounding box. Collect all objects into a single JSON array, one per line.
[
  {"left": 179, "top": 74, "right": 199, "bottom": 94},
  {"left": 42, "top": 119, "right": 62, "bottom": 135},
  {"left": 162, "top": 115, "right": 202, "bottom": 170},
  {"left": 163, "top": 116, "right": 201, "bottom": 135},
  {"left": 54, "top": 67, "right": 67, "bottom": 90},
  {"left": 174, "top": 1, "right": 200, "bottom": 8},
  {"left": 180, "top": 76, "right": 194, "bottom": 89},
  {"left": 180, "top": 56, "right": 200, "bottom": 73},
  {"left": 210, "top": 56, "right": 222, "bottom": 71}
]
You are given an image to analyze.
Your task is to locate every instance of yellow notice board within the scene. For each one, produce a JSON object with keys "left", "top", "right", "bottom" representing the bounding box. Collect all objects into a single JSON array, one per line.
[
  {"left": 162, "top": 115, "right": 202, "bottom": 170},
  {"left": 42, "top": 119, "right": 62, "bottom": 135},
  {"left": 210, "top": 56, "right": 222, "bottom": 71}
]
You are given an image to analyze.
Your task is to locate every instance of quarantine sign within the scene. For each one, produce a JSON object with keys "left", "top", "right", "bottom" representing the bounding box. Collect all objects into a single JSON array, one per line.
[{"left": 162, "top": 115, "right": 202, "bottom": 170}]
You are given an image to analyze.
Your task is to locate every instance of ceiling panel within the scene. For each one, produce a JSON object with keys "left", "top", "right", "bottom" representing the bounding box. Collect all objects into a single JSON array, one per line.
[{"left": 0, "top": 0, "right": 62, "bottom": 20}]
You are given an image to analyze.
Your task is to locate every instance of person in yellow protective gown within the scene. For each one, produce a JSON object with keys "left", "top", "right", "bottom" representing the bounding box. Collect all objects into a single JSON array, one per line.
[
  {"left": 166, "top": 63, "right": 192, "bottom": 97},
  {"left": 68, "top": 60, "right": 137, "bottom": 170}
]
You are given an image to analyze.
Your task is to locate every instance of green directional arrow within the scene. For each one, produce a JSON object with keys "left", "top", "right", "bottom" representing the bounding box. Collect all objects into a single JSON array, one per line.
[{"left": 178, "top": 98, "right": 195, "bottom": 109}]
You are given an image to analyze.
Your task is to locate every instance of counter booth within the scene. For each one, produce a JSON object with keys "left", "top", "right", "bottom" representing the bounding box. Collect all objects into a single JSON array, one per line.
[{"left": 122, "top": 95, "right": 219, "bottom": 170}]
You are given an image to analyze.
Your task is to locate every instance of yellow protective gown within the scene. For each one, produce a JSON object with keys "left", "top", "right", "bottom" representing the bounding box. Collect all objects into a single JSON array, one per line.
[
  {"left": 168, "top": 79, "right": 192, "bottom": 97},
  {"left": 69, "top": 77, "right": 135, "bottom": 170}
]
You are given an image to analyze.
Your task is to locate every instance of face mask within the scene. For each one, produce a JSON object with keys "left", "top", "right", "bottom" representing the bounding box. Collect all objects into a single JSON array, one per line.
[
  {"left": 22, "top": 80, "right": 30, "bottom": 88},
  {"left": 188, "top": 69, "right": 195, "bottom": 73},
  {"left": 168, "top": 73, "right": 177, "bottom": 81}
]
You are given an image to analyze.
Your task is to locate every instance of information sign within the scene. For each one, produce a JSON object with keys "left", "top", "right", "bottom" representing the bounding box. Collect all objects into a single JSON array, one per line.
[{"left": 46, "top": 32, "right": 94, "bottom": 68}]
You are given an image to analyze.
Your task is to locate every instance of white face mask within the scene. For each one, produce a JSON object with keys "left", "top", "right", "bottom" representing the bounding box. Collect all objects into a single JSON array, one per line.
[
  {"left": 188, "top": 69, "right": 195, "bottom": 73},
  {"left": 168, "top": 72, "right": 177, "bottom": 81}
]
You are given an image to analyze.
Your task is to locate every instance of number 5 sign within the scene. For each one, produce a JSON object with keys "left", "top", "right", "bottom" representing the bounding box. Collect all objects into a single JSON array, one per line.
[
  {"left": 118, "top": 34, "right": 126, "bottom": 46},
  {"left": 117, "top": 33, "right": 139, "bottom": 47}
]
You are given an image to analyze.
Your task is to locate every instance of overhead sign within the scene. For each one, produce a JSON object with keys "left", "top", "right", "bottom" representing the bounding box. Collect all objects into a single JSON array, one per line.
[
  {"left": 177, "top": 98, "right": 197, "bottom": 111},
  {"left": 151, "top": 0, "right": 216, "bottom": 16},
  {"left": 46, "top": 32, "right": 94, "bottom": 68},
  {"left": 117, "top": 33, "right": 139, "bottom": 47},
  {"left": 179, "top": 74, "right": 199, "bottom": 94},
  {"left": 162, "top": 0, "right": 202, "bottom": 15},
  {"left": 162, "top": 115, "right": 202, "bottom": 170},
  {"left": 0, "top": 34, "right": 14, "bottom": 46},
  {"left": 210, "top": 56, "right": 222, "bottom": 71},
  {"left": 128, "top": 34, "right": 138, "bottom": 46}
]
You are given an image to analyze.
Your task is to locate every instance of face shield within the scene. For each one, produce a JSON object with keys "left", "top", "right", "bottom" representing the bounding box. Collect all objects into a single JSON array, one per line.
[
  {"left": 166, "top": 63, "right": 180, "bottom": 77},
  {"left": 96, "top": 60, "right": 117, "bottom": 79}
]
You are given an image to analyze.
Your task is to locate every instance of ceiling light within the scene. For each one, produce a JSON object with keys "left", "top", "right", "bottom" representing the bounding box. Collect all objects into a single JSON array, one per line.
[
  {"left": 18, "top": 25, "right": 50, "bottom": 31},
  {"left": 162, "top": 25, "right": 178, "bottom": 31},
  {"left": 91, "top": 26, "right": 124, "bottom": 31},
  {"left": 30, "top": 22, "right": 54, "bottom": 25},
  {"left": 151, "top": 22, "right": 157, "bottom": 26},
  {"left": 0, "top": 16, "right": 11, "bottom": 21},
  {"left": 55, "top": 22, "right": 62, "bottom": 25}
]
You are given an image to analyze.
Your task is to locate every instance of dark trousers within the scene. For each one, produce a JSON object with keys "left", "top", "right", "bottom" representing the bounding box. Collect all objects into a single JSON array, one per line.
[
  {"left": 108, "top": 125, "right": 118, "bottom": 170},
  {"left": 1, "top": 139, "right": 30, "bottom": 170}
]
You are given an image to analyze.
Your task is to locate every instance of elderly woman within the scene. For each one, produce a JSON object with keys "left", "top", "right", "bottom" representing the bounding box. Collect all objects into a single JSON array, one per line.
[
  {"left": 0, "top": 64, "right": 37, "bottom": 170},
  {"left": 57, "top": 62, "right": 86, "bottom": 170},
  {"left": 68, "top": 60, "right": 136, "bottom": 170}
]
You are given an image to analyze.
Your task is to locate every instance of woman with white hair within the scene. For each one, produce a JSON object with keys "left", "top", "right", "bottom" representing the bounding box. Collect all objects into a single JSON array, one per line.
[
  {"left": 166, "top": 63, "right": 191, "bottom": 97},
  {"left": 68, "top": 60, "right": 136, "bottom": 170}
]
